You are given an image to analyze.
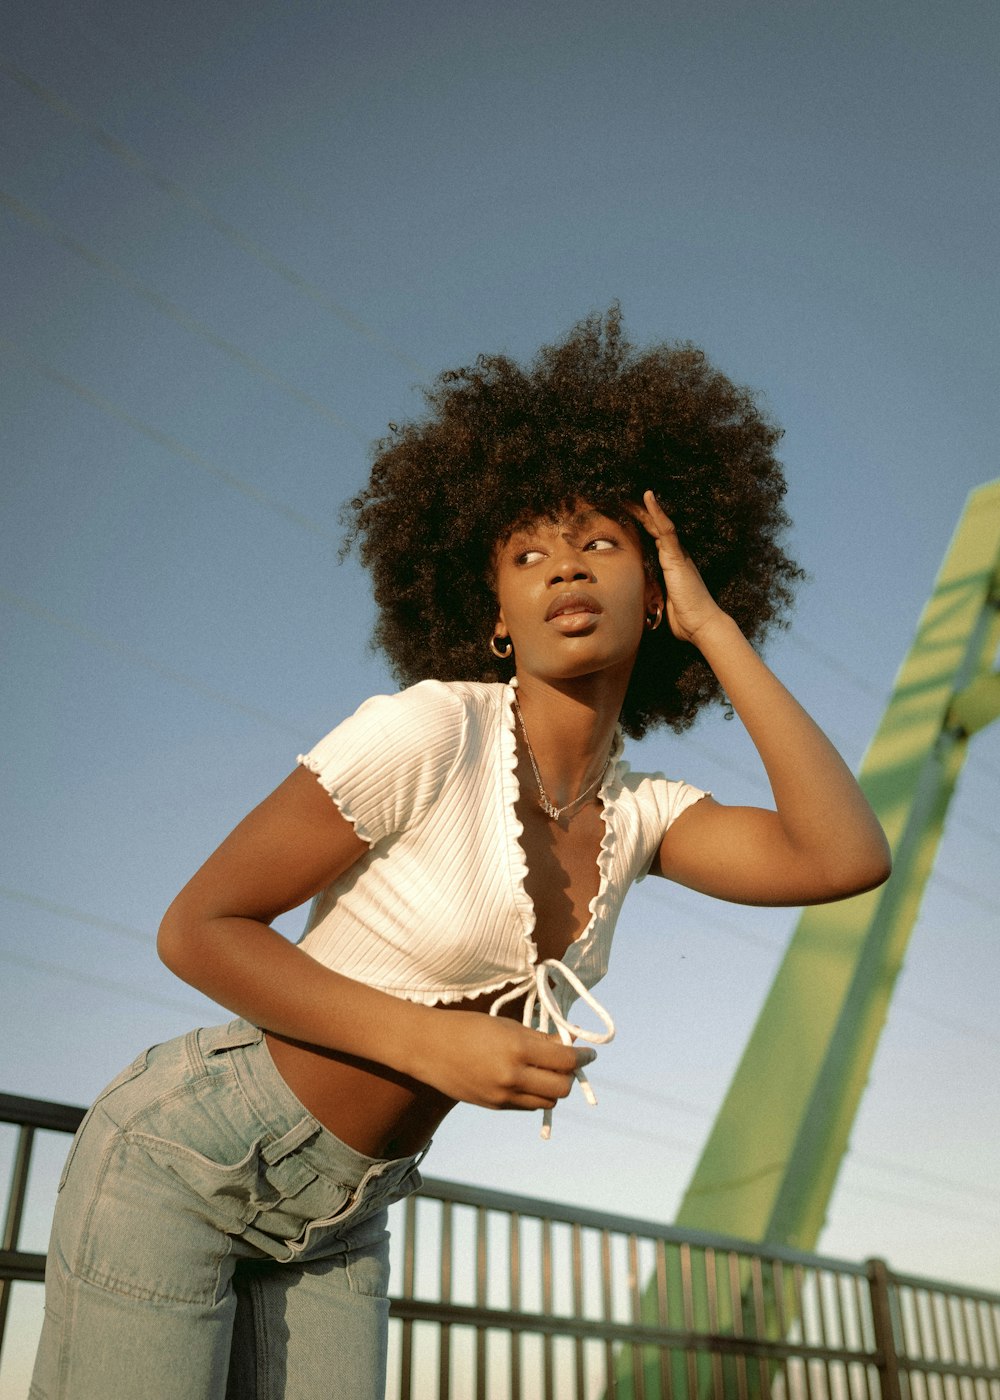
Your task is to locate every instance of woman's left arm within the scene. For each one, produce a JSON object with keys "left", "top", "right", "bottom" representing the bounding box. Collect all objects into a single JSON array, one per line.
[{"left": 640, "top": 492, "right": 892, "bottom": 906}]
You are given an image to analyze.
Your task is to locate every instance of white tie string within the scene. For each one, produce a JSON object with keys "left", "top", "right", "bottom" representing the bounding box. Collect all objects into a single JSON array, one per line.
[{"left": 490, "top": 960, "right": 616, "bottom": 1138}]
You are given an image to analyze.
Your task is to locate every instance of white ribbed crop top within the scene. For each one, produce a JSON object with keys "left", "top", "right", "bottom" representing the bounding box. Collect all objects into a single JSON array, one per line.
[{"left": 296, "top": 680, "right": 707, "bottom": 1126}]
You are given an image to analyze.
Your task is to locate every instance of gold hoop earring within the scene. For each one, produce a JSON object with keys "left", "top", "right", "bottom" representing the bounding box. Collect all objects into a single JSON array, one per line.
[
  {"left": 645, "top": 605, "right": 663, "bottom": 632},
  {"left": 490, "top": 634, "right": 513, "bottom": 659}
]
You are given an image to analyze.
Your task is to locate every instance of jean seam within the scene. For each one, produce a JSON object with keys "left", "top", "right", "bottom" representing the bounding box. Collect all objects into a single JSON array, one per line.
[
  {"left": 250, "top": 1271, "right": 269, "bottom": 1397},
  {"left": 70, "top": 1123, "right": 235, "bottom": 1305}
]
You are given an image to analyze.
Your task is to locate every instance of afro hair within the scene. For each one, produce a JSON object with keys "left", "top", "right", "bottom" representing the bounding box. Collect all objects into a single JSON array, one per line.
[{"left": 343, "top": 307, "right": 802, "bottom": 738}]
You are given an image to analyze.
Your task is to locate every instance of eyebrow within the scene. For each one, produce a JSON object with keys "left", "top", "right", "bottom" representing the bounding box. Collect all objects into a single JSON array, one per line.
[{"left": 507, "top": 509, "right": 615, "bottom": 546}]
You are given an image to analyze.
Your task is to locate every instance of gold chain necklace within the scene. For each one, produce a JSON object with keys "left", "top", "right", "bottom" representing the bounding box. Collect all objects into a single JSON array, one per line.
[{"left": 512, "top": 693, "right": 611, "bottom": 821}]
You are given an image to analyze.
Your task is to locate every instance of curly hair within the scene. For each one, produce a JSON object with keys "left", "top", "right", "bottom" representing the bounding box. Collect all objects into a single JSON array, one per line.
[{"left": 343, "top": 307, "right": 802, "bottom": 739}]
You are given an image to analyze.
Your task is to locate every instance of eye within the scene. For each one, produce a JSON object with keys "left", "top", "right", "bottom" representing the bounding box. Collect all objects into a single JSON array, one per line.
[
  {"left": 584, "top": 535, "right": 618, "bottom": 552},
  {"left": 514, "top": 547, "right": 546, "bottom": 565}
]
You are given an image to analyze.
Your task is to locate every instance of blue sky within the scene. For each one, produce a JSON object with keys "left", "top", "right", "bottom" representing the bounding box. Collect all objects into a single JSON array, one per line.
[{"left": 2, "top": 0, "right": 999, "bottom": 1387}]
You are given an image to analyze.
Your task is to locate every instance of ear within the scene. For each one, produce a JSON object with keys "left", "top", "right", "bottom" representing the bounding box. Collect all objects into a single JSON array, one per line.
[
  {"left": 494, "top": 605, "right": 508, "bottom": 634},
  {"left": 644, "top": 579, "right": 664, "bottom": 616}
]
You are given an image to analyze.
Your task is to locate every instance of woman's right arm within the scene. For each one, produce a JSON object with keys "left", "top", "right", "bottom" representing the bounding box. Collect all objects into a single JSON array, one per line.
[{"left": 158, "top": 765, "right": 585, "bottom": 1112}]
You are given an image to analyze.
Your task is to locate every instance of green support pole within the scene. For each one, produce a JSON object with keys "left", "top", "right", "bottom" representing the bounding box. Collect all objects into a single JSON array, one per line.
[
  {"left": 673, "top": 477, "right": 1000, "bottom": 1251},
  {"left": 612, "top": 479, "right": 1000, "bottom": 1399}
]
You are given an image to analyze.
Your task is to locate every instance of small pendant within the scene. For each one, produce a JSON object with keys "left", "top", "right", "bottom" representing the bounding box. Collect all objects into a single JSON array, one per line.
[{"left": 539, "top": 794, "right": 562, "bottom": 820}]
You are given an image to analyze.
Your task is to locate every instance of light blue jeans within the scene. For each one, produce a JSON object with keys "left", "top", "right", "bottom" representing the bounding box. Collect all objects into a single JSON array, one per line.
[{"left": 30, "top": 1019, "right": 425, "bottom": 1399}]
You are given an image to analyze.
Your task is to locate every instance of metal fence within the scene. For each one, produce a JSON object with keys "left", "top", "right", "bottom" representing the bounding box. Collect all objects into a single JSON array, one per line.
[{"left": 3, "top": 1092, "right": 999, "bottom": 1399}]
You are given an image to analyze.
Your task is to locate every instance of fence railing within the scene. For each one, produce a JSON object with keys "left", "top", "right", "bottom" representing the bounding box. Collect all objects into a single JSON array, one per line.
[{"left": 3, "top": 1092, "right": 999, "bottom": 1399}]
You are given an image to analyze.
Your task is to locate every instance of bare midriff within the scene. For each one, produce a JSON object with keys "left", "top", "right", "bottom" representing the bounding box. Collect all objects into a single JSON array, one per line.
[{"left": 264, "top": 989, "right": 526, "bottom": 1160}]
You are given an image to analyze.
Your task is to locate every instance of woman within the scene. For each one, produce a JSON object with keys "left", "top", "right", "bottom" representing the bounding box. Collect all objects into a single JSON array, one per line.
[{"left": 32, "top": 310, "right": 890, "bottom": 1398}]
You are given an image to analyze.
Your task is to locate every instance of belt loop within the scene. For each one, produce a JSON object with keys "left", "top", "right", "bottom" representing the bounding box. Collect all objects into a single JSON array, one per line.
[{"left": 261, "top": 1116, "right": 320, "bottom": 1164}]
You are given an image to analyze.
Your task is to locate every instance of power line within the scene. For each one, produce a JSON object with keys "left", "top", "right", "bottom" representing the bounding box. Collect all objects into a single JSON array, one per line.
[
  {"left": 584, "top": 1078, "right": 1000, "bottom": 1206},
  {"left": 556, "top": 1109, "right": 1000, "bottom": 1231},
  {"left": 57, "top": 9, "right": 328, "bottom": 220},
  {"left": 0, "top": 947, "right": 210, "bottom": 1018},
  {"left": 891, "top": 998, "right": 1000, "bottom": 1051},
  {"left": 0, "top": 886, "right": 152, "bottom": 947},
  {"left": 949, "top": 809, "right": 1000, "bottom": 845},
  {"left": 784, "top": 627, "right": 887, "bottom": 702},
  {"left": 672, "top": 731, "right": 770, "bottom": 792},
  {"left": 0, "top": 54, "right": 428, "bottom": 377},
  {"left": 0, "top": 586, "right": 305, "bottom": 736},
  {"left": 925, "top": 869, "right": 999, "bottom": 920},
  {"left": 831, "top": 1180, "right": 1000, "bottom": 1231},
  {"left": 848, "top": 1151, "right": 1000, "bottom": 1206},
  {"left": 0, "top": 337, "right": 341, "bottom": 542},
  {"left": 1, "top": 190, "right": 367, "bottom": 439}
]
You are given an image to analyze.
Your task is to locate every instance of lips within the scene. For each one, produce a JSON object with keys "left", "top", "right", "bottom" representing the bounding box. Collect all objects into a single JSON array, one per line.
[{"left": 545, "top": 592, "right": 602, "bottom": 622}]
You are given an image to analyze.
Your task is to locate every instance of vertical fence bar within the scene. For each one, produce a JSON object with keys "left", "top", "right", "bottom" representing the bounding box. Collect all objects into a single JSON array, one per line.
[
  {"left": 0, "top": 1123, "right": 35, "bottom": 1363},
  {"left": 867, "top": 1259, "right": 903, "bottom": 1400},
  {"left": 680, "top": 1242, "right": 698, "bottom": 1400},
  {"left": 572, "top": 1222, "right": 585, "bottom": 1400},
  {"left": 602, "top": 1229, "right": 616, "bottom": 1400},
  {"left": 439, "top": 1201, "right": 453, "bottom": 1400},
  {"left": 626, "top": 1234, "right": 646, "bottom": 1400},
  {"left": 510, "top": 1212, "right": 522, "bottom": 1400},
  {"left": 749, "top": 1252, "right": 775, "bottom": 1400},
  {"left": 397, "top": 1194, "right": 418, "bottom": 1400},
  {"left": 728, "top": 1250, "right": 749, "bottom": 1400},
  {"left": 816, "top": 1266, "right": 837, "bottom": 1399},
  {"left": 476, "top": 1206, "right": 488, "bottom": 1400},
  {"left": 789, "top": 1262, "right": 816, "bottom": 1400},
  {"left": 656, "top": 1238, "right": 674, "bottom": 1400},
  {"left": 704, "top": 1247, "right": 723, "bottom": 1400},
  {"left": 953, "top": 1295, "right": 975, "bottom": 1374},
  {"left": 542, "top": 1217, "right": 554, "bottom": 1400}
]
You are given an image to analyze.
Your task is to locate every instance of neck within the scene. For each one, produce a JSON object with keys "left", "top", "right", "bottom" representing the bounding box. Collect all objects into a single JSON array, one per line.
[{"left": 511, "top": 671, "right": 626, "bottom": 810}]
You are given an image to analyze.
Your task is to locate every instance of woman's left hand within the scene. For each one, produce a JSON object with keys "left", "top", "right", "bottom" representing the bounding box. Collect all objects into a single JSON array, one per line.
[{"left": 637, "top": 490, "right": 727, "bottom": 648}]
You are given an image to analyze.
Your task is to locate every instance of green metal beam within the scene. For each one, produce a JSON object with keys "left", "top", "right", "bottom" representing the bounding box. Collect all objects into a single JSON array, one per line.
[{"left": 671, "top": 477, "right": 1000, "bottom": 1253}]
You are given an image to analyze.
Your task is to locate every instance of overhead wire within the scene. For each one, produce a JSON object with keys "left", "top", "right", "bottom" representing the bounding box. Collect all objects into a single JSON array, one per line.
[
  {"left": 0, "top": 189, "right": 368, "bottom": 440},
  {"left": 784, "top": 627, "right": 888, "bottom": 702},
  {"left": 55, "top": 8, "right": 329, "bottom": 220},
  {"left": 0, "top": 55, "right": 428, "bottom": 377},
  {"left": 0, "top": 586, "right": 306, "bottom": 736},
  {"left": 555, "top": 1110, "right": 1000, "bottom": 1230},
  {"left": 1, "top": 886, "right": 153, "bottom": 947},
  {"left": 0, "top": 947, "right": 210, "bottom": 1018},
  {"left": 0, "top": 338, "right": 343, "bottom": 543}
]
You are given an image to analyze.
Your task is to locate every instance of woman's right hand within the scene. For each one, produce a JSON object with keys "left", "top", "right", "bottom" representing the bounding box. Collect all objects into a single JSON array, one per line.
[{"left": 410, "top": 1008, "right": 595, "bottom": 1111}]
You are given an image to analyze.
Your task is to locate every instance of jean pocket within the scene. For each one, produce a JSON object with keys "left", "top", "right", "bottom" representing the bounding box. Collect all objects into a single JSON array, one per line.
[
  {"left": 58, "top": 1049, "right": 151, "bottom": 1192},
  {"left": 131, "top": 1131, "right": 355, "bottom": 1254}
]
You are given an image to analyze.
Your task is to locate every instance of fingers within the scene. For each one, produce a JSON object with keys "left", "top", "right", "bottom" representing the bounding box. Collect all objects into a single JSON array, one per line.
[
  {"left": 499, "top": 1035, "right": 597, "bottom": 1112},
  {"left": 642, "top": 489, "right": 679, "bottom": 541}
]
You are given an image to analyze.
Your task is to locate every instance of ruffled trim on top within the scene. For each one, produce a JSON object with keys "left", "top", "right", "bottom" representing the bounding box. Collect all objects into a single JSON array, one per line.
[
  {"left": 372, "top": 974, "right": 546, "bottom": 1009},
  {"left": 502, "top": 681, "right": 625, "bottom": 981},
  {"left": 297, "top": 752, "right": 377, "bottom": 847},
  {"left": 501, "top": 679, "right": 537, "bottom": 966},
  {"left": 578, "top": 723, "right": 623, "bottom": 967}
]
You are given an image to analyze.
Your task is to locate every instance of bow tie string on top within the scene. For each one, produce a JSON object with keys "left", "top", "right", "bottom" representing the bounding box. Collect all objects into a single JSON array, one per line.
[{"left": 489, "top": 959, "right": 616, "bottom": 1138}]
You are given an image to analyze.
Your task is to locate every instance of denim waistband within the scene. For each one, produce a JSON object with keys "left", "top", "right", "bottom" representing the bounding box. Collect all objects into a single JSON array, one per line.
[{"left": 195, "top": 1018, "right": 428, "bottom": 1201}]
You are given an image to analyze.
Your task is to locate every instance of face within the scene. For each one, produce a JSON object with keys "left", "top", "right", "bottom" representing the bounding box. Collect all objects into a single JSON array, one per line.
[{"left": 492, "top": 503, "right": 661, "bottom": 684}]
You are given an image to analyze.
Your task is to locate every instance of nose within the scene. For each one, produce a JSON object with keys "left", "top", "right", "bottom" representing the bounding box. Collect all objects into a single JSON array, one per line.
[{"left": 548, "top": 546, "right": 594, "bottom": 586}]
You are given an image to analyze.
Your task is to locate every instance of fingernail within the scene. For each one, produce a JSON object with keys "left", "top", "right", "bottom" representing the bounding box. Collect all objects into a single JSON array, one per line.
[{"left": 578, "top": 1048, "right": 597, "bottom": 1065}]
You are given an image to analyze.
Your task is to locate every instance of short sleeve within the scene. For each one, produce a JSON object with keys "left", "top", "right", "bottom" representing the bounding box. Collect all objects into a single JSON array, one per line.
[
  {"left": 626, "top": 772, "right": 712, "bottom": 881},
  {"left": 661, "top": 777, "right": 711, "bottom": 830},
  {"left": 297, "top": 681, "right": 466, "bottom": 846}
]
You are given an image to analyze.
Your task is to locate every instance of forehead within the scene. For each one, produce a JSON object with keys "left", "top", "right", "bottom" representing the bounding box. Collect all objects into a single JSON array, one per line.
[{"left": 504, "top": 504, "right": 627, "bottom": 546}]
